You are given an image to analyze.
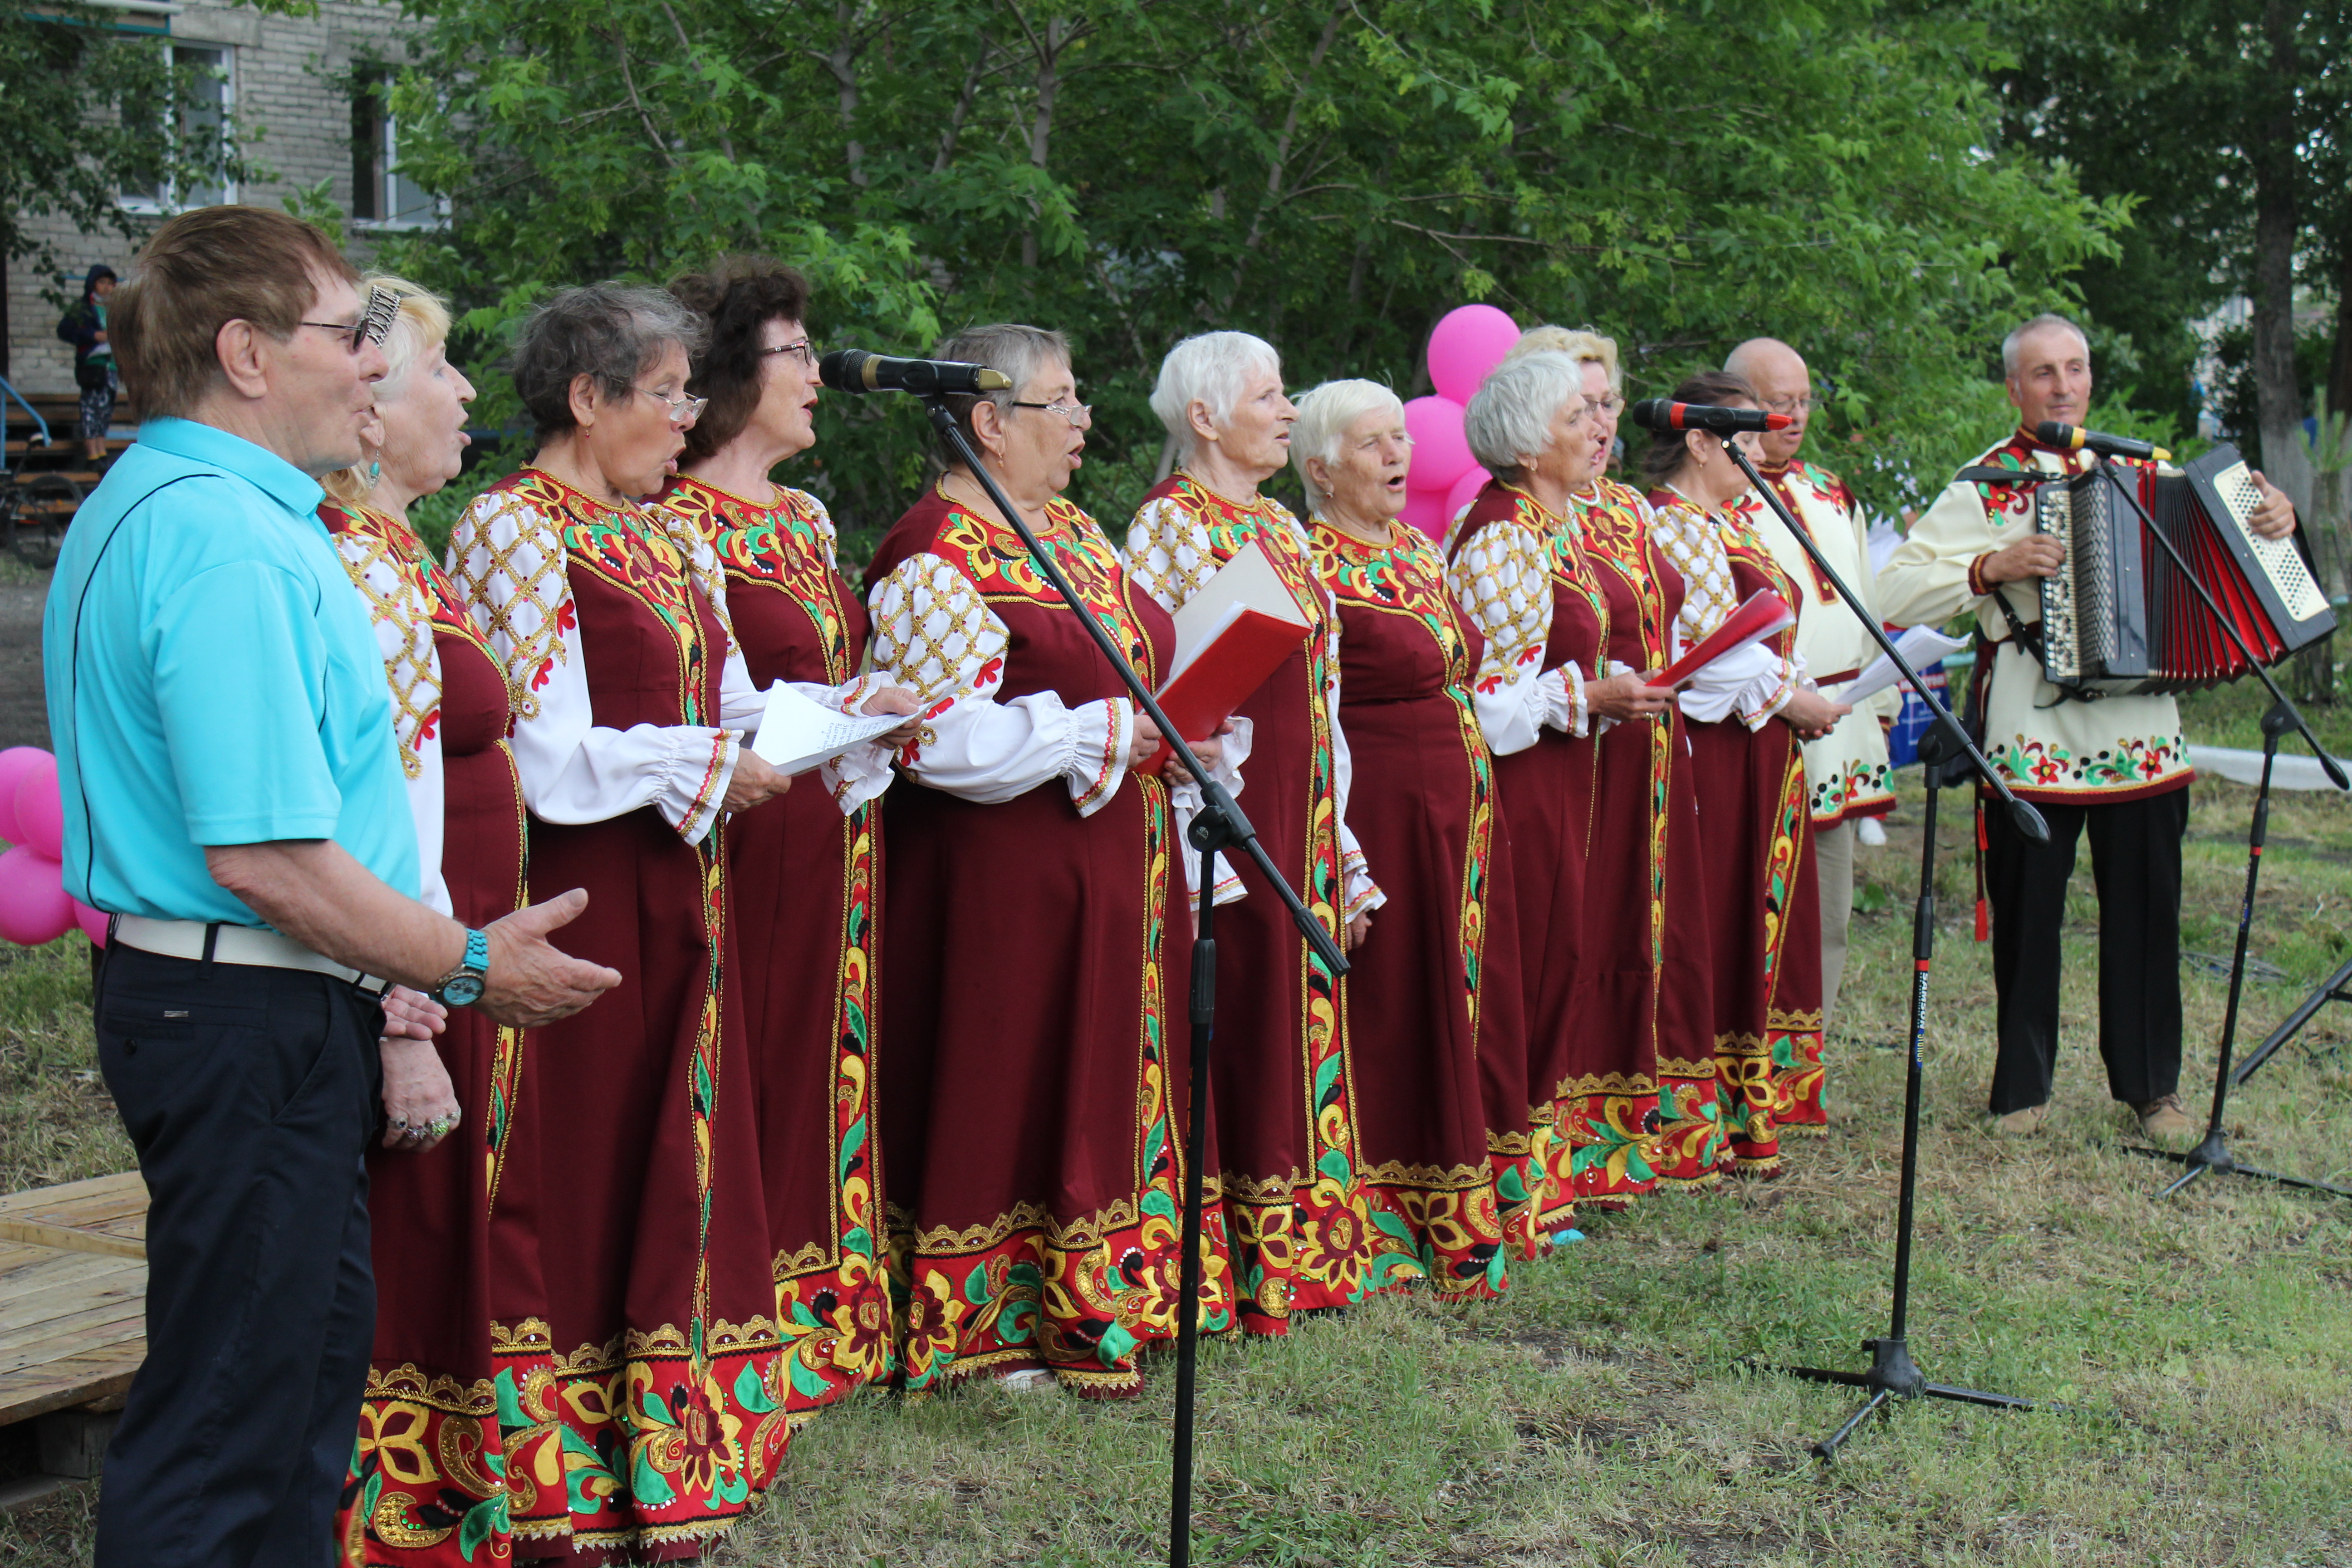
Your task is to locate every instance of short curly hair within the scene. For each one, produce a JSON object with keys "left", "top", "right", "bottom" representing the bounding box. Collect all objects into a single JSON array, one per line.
[
  {"left": 510, "top": 284, "right": 708, "bottom": 442},
  {"left": 669, "top": 256, "right": 811, "bottom": 463}
]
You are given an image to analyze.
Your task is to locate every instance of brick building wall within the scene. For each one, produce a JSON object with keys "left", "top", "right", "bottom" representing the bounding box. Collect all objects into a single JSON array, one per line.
[{"left": 5, "top": 0, "right": 426, "bottom": 398}]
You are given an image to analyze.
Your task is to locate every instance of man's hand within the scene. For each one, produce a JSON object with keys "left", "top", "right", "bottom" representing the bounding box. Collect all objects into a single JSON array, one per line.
[
  {"left": 1347, "top": 910, "right": 1373, "bottom": 950},
  {"left": 721, "top": 749, "right": 792, "bottom": 813},
  {"left": 380, "top": 985, "right": 447, "bottom": 1042},
  {"left": 1779, "top": 688, "right": 1851, "bottom": 741},
  {"left": 479, "top": 889, "right": 623, "bottom": 1028},
  {"left": 1587, "top": 671, "right": 1675, "bottom": 723},
  {"left": 1978, "top": 535, "right": 2064, "bottom": 584},
  {"left": 2245, "top": 471, "right": 2298, "bottom": 540}
]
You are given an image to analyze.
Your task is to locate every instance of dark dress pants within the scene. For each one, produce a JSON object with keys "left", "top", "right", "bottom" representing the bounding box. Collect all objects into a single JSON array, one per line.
[
  {"left": 93, "top": 945, "right": 383, "bottom": 1568},
  {"left": 1982, "top": 788, "right": 2187, "bottom": 1114}
]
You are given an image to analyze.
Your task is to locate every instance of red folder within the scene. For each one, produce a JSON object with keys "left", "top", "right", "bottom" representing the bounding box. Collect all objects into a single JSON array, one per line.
[
  {"left": 1144, "top": 540, "right": 1315, "bottom": 772},
  {"left": 1658, "top": 588, "right": 1794, "bottom": 689}
]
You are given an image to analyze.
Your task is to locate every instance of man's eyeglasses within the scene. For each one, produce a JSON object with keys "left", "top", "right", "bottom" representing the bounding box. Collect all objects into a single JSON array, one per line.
[
  {"left": 1010, "top": 400, "right": 1093, "bottom": 426},
  {"left": 637, "top": 387, "right": 709, "bottom": 426},
  {"left": 759, "top": 338, "right": 817, "bottom": 370},
  {"left": 1760, "top": 395, "right": 1817, "bottom": 416},
  {"left": 298, "top": 288, "right": 399, "bottom": 355}
]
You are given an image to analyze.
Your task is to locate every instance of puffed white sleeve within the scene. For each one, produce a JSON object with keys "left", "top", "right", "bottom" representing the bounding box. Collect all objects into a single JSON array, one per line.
[
  {"left": 1651, "top": 510, "right": 1800, "bottom": 729},
  {"left": 1122, "top": 492, "right": 1220, "bottom": 613},
  {"left": 447, "top": 490, "right": 738, "bottom": 844},
  {"left": 866, "top": 551, "right": 1137, "bottom": 814},
  {"left": 1167, "top": 719, "right": 1251, "bottom": 908},
  {"left": 1449, "top": 525, "right": 1582, "bottom": 755},
  {"left": 333, "top": 531, "right": 451, "bottom": 916}
]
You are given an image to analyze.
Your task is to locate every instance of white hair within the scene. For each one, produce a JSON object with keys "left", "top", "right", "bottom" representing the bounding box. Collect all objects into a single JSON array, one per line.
[
  {"left": 2001, "top": 313, "right": 2089, "bottom": 377},
  {"left": 1289, "top": 379, "right": 1406, "bottom": 517},
  {"left": 1151, "top": 330, "right": 1282, "bottom": 462},
  {"left": 1464, "top": 351, "right": 1584, "bottom": 480}
]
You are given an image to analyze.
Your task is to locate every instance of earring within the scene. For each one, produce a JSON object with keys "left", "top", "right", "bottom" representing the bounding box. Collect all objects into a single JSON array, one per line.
[{"left": 367, "top": 460, "right": 382, "bottom": 486}]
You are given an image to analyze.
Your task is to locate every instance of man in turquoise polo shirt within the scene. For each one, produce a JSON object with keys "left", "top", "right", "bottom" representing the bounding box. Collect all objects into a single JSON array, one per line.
[{"left": 44, "top": 207, "right": 619, "bottom": 1568}]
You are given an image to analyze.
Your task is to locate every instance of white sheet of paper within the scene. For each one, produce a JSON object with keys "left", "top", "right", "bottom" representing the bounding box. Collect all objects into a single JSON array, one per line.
[
  {"left": 1838, "top": 626, "right": 1970, "bottom": 706},
  {"left": 750, "top": 682, "right": 905, "bottom": 775}
]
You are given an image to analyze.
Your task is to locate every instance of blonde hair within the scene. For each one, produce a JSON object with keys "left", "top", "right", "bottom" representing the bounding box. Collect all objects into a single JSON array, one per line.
[
  {"left": 321, "top": 275, "right": 452, "bottom": 504},
  {"left": 1506, "top": 323, "right": 1621, "bottom": 392},
  {"left": 1289, "top": 379, "right": 1406, "bottom": 518}
]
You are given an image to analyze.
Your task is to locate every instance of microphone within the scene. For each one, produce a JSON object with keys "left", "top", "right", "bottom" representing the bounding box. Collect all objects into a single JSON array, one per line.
[
  {"left": 1954, "top": 466, "right": 2062, "bottom": 487},
  {"left": 1630, "top": 399, "right": 1792, "bottom": 434},
  {"left": 818, "top": 349, "right": 1011, "bottom": 397},
  {"left": 2034, "top": 421, "right": 2171, "bottom": 464}
]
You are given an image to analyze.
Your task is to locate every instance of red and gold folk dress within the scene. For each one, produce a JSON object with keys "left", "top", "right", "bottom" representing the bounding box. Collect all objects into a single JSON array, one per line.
[
  {"left": 449, "top": 469, "right": 805, "bottom": 1561},
  {"left": 1447, "top": 479, "right": 1613, "bottom": 1234},
  {"left": 1127, "top": 473, "right": 1413, "bottom": 1333},
  {"left": 1570, "top": 477, "right": 1722, "bottom": 1196},
  {"left": 322, "top": 500, "right": 550, "bottom": 1567},
  {"left": 1648, "top": 488, "right": 1820, "bottom": 1175},
  {"left": 656, "top": 475, "right": 893, "bottom": 1415},
  {"left": 1308, "top": 517, "right": 1531, "bottom": 1292},
  {"left": 862, "top": 485, "right": 1224, "bottom": 1396}
]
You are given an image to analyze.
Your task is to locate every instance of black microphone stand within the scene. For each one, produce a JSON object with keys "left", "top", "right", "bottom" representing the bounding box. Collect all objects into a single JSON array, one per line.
[
  {"left": 1719, "top": 436, "right": 2046, "bottom": 1459},
  {"left": 2060, "top": 456, "right": 2352, "bottom": 1201},
  {"left": 912, "top": 396, "right": 1350, "bottom": 1568}
]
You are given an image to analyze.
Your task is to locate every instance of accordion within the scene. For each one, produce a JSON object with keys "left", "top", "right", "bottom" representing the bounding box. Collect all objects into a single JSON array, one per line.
[{"left": 2033, "top": 444, "right": 2335, "bottom": 696}]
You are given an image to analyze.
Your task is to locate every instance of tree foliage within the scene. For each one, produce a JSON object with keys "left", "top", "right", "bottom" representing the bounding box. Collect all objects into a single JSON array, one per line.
[
  {"left": 372, "top": 0, "right": 2128, "bottom": 530},
  {"left": 0, "top": 0, "right": 241, "bottom": 284}
]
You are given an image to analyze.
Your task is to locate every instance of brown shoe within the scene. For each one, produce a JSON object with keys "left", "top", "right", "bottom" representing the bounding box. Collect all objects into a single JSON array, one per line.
[
  {"left": 1990, "top": 1103, "right": 2047, "bottom": 1136},
  {"left": 2133, "top": 1093, "right": 2196, "bottom": 1142}
]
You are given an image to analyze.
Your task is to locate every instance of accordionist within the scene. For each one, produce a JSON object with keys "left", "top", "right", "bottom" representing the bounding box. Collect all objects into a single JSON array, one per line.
[{"left": 1877, "top": 313, "right": 2298, "bottom": 1146}]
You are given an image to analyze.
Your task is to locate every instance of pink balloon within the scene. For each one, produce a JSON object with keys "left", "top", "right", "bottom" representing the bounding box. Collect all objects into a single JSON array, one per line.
[
  {"left": 1444, "top": 466, "right": 1493, "bottom": 531},
  {"left": 1426, "top": 304, "right": 1522, "bottom": 405},
  {"left": 0, "top": 747, "right": 48, "bottom": 845},
  {"left": 1403, "top": 396, "right": 1475, "bottom": 494},
  {"left": 73, "top": 900, "right": 108, "bottom": 947},
  {"left": 13, "top": 755, "right": 62, "bottom": 861},
  {"left": 0, "top": 847, "right": 74, "bottom": 947},
  {"left": 1399, "top": 489, "right": 1448, "bottom": 543}
]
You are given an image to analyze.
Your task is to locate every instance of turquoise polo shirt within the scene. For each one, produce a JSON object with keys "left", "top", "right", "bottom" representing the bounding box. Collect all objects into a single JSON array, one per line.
[{"left": 42, "top": 417, "right": 421, "bottom": 925}]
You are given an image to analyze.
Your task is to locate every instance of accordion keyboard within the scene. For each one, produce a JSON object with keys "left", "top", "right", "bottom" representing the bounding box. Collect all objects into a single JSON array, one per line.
[
  {"left": 2209, "top": 460, "right": 2326, "bottom": 623},
  {"left": 2036, "top": 482, "right": 2082, "bottom": 682}
]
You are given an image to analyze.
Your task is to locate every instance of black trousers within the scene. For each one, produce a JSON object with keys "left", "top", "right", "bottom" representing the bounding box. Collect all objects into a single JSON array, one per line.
[
  {"left": 93, "top": 945, "right": 383, "bottom": 1568},
  {"left": 1982, "top": 788, "right": 2187, "bottom": 1114}
]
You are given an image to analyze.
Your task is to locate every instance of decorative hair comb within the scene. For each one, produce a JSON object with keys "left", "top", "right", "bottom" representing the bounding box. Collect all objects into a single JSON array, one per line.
[{"left": 360, "top": 286, "right": 401, "bottom": 348}]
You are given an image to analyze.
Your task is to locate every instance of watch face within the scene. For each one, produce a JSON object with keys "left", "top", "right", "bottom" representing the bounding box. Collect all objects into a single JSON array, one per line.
[{"left": 442, "top": 973, "right": 486, "bottom": 1008}]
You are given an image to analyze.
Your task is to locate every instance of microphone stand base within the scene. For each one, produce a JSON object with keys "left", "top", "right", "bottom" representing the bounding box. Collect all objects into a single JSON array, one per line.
[
  {"left": 1758, "top": 1338, "right": 2035, "bottom": 1461},
  {"left": 2122, "top": 1135, "right": 2352, "bottom": 1201}
]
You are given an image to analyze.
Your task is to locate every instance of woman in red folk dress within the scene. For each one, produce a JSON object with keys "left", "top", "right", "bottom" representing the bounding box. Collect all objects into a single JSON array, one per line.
[
  {"left": 1126, "top": 331, "right": 1411, "bottom": 1334},
  {"left": 316, "top": 279, "right": 555, "bottom": 1567},
  {"left": 1294, "top": 378, "right": 1534, "bottom": 1285},
  {"left": 862, "top": 324, "right": 1235, "bottom": 1396},
  {"left": 449, "top": 286, "right": 840, "bottom": 1561},
  {"left": 1518, "top": 328, "right": 1724, "bottom": 1194},
  {"left": 659, "top": 258, "right": 920, "bottom": 1421},
  {"left": 1450, "top": 352, "right": 1677, "bottom": 1230},
  {"left": 1642, "top": 371, "right": 1848, "bottom": 1176}
]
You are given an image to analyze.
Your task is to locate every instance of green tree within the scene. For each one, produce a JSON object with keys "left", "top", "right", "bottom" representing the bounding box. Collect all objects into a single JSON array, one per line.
[
  {"left": 375, "top": 0, "right": 2125, "bottom": 534},
  {"left": 0, "top": 0, "right": 244, "bottom": 291}
]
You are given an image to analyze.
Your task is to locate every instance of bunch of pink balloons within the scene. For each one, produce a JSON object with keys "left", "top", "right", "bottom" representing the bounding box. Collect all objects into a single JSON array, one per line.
[
  {"left": 0, "top": 747, "right": 104, "bottom": 948},
  {"left": 1400, "top": 304, "right": 1521, "bottom": 540}
]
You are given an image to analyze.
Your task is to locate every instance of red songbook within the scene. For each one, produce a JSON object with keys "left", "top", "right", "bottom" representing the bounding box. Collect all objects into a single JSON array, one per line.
[
  {"left": 1657, "top": 588, "right": 1795, "bottom": 689},
  {"left": 1146, "top": 541, "right": 1314, "bottom": 773}
]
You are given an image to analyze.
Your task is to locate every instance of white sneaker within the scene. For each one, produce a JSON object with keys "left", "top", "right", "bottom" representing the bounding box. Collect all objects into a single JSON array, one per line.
[{"left": 1000, "top": 1368, "right": 1055, "bottom": 1394}]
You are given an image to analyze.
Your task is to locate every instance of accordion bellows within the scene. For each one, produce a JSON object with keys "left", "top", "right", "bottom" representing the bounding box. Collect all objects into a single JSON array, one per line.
[{"left": 2035, "top": 444, "right": 2334, "bottom": 696}]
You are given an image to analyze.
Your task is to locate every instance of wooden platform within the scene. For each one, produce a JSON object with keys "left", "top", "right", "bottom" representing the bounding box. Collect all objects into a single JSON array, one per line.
[{"left": 0, "top": 1174, "right": 147, "bottom": 1428}]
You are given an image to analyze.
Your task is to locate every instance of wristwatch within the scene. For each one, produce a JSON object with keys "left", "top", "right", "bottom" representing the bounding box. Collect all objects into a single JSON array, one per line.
[{"left": 429, "top": 928, "right": 490, "bottom": 1008}]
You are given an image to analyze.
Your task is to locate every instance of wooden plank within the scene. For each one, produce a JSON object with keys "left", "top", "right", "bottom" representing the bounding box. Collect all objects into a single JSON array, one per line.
[
  {"left": 0, "top": 1267, "right": 144, "bottom": 1338},
  {"left": 0, "top": 1173, "right": 146, "bottom": 1216},
  {"left": 0, "top": 1313, "right": 149, "bottom": 1382},
  {"left": 0, "top": 1221, "right": 142, "bottom": 1261},
  {"left": 0, "top": 1366, "right": 141, "bottom": 1429}
]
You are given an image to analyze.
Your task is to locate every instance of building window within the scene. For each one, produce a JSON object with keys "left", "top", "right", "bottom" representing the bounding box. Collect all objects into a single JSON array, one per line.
[
  {"left": 119, "top": 44, "right": 235, "bottom": 212},
  {"left": 352, "top": 75, "right": 440, "bottom": 228}
]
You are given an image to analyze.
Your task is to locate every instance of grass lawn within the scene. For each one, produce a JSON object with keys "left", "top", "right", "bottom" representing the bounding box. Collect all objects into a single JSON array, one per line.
[{"left": 0, "top": 709, "right": 2347, "bottom": 1564}]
